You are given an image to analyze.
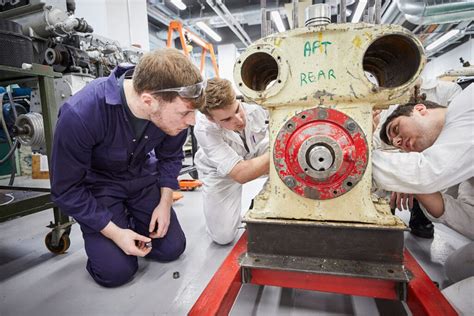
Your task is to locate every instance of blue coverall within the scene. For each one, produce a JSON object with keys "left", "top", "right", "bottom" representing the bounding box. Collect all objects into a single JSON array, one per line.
[{"left": 51, "top": 66, "right": 186, "bottom": 287}]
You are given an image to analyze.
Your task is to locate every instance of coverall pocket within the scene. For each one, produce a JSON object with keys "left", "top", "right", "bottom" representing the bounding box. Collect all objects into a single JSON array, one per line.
[
  {"left": 107, "top": 147, "right": 128, "bottom": 170},
  {"left": 92, "top": 147, "right": 129, "bottom": 171}
]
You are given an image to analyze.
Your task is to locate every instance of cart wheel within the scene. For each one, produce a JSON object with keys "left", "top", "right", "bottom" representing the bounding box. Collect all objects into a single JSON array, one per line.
[{"left": 44, "top": 231, "right": 70, "bottom": 254}]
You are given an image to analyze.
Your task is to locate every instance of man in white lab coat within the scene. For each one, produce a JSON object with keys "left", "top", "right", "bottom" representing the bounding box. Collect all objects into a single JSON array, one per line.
[
  {"left": 373, "top": 78, "right": 462, "bottom": 238},
  {"left": 194, "top": 78, "right": 270, "bottom": 245},
  {"left": 372, "top": 84, "right": 473, "bottom": 288}
]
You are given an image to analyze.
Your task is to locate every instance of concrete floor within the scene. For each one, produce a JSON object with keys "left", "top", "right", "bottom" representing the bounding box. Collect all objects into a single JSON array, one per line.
[{"left": 0, "top": 176, "right": 471, "bottom": 315}]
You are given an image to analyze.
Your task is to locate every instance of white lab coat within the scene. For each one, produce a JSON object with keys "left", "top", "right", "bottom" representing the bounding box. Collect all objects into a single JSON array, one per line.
[
  {"left": 421, "top": 78, "right": 462, "bottom": 107},
  {"left": 194, "top": 102, "right": 269, "bottom": 244},
  {"left": 372, "top": 84, "right": 473, "bottom": 194}
]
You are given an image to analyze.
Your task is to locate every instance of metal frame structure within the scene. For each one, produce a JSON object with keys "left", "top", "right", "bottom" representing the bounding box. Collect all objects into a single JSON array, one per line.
[
  {"left": 190, "top": 232, "right": 458, "bottom": 316},
  {"left": 166, "top": 20, "right": 219, "bottom": 78},
  {"left": 0, "top": 63, "right": 74, "bottom": 253}
]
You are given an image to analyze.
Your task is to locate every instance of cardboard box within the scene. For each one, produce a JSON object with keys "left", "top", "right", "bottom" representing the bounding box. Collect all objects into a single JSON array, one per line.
[{"left": 32, "top": 154, "right": 49, "bottom": 179}]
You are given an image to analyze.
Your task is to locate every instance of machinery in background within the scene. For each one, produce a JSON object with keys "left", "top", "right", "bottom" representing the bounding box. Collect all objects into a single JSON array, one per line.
[
  {"left": 0, "top": 0, "right": 143, "bottom": 77},
  {"left": 0, "top": 0, "right": 142, "bottom": 254},
  {"left": 439, "top": 57, "right": 474, "bottom": 89},
  {"left": 0, "top": 0, "right": 144, "bottom": 165}
]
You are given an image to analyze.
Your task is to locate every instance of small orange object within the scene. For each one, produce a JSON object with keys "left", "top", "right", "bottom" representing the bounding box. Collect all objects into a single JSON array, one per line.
[
  {"left": 179, "top": 179, "right": 202, "bottom": 191},
  {"left": 173, "top": 192, "right": 184, "bottom": 202}
]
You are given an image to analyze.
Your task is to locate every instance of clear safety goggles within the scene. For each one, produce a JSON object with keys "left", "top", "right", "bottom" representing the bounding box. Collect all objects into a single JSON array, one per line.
[{"left": 153, "top": 80, "right": 207, "bottom": 99}]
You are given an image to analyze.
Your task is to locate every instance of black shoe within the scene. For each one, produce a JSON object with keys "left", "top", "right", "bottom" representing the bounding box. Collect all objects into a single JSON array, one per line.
[{"left": 409, "top": 199, "right": 434, "bottom": 239}]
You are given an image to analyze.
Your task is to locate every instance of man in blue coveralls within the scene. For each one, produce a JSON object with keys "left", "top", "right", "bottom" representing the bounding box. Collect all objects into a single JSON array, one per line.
[{"left": 50, "top": 48, "right": 205, "bottom": 287}]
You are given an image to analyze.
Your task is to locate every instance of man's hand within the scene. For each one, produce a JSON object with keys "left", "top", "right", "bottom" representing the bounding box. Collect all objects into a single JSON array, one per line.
[
  {"left": 149, "top": 187, "right": 173, "bottom": 238},
  {"left": 101, "top": 222, "right": 152, "bottom": 257},
  {"left": 372, "top": 109, "right": 381, "bottom": 133},
  {"left": 149, "top": 202, "right": 171, "bottom": 238},
  {"left": 390, "top": 192, "right": 414, "bottom": 211}
]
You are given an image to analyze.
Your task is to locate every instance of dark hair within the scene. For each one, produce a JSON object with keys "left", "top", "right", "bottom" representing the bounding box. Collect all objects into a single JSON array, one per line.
[{"left": 380, "top": 100, "right": 444, "bottom": 145}]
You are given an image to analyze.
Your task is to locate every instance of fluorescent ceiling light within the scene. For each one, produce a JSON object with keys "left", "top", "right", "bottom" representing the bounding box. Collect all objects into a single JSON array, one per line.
[
  {"left": 271, "top": 11, "right": 286, "bottom": 33},
  {"left": 351, "top": 0, "right": 367, "bottom": 23},
  {"left": 186, "top": 32, "right": 207, "bottom": 47},
  {"left": 170, "top": 0, "right": 186, "bottom": 11},
  {"left": 196, "top": 21, "right": 222, "bottom": 42},
  {"left": 426, "top": 29, "right": 460, "bottom": 51}
]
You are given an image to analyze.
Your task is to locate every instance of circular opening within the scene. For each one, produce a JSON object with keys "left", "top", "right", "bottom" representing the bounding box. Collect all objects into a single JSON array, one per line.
[
  {"left": 363, "top": 34, "right": 421, "bottom": 88},
  {"left": 45, "top": 49, "right": 56, "bottom": 64},
  {"left": 301, "top": 115, "right": 306, "bottom": 119},
  {"left": 287, "top": 123, "right": 294, "bottom": 129},
  {"left": 241, "top": 52, "right": 279, "bottom": 91},
  {"left": 333, "top": 190, "right": 338, "bottom": 194},
  {"left": 319, "top": 157, "right": 324, "bottom": 162},
  {"left": 347, "top": 181, "right": 353, "bottom": 186}
]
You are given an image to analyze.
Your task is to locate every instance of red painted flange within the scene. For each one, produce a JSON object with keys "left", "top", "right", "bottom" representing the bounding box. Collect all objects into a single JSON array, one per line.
[{"left": 273, "top": 107, "right": 368, "bottom": 200}]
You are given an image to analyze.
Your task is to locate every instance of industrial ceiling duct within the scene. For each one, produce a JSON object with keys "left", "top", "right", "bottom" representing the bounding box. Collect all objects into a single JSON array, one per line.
[
  {"left": 397, "top": 0, "right": 474, "bottom": 25},
  {"left": 206, "top": 0, "right": 252, "bottom": 46}
]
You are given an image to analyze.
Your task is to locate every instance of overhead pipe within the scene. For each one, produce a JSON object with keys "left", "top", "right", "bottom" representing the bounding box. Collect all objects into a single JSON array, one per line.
[
  {"left": 397, "top": 0, "right": 474, "bottom": 25},
  {"left": 340, "top": 0, "right": 347, "bottom": 23},
  {"left": 261, "top": 0, "right": 267, "bottom": 37},
  {"left": 381, "top": 1, "right": 402, "bottom": 24},
  {"left": 292, "top": 0, "right": 299, "bottom": 28},
  {"left": 374, "top": 0, "right": 381, "bottom": 24},
  {"left": 206, "top": 0, "right": 251, "bottom": 46},
  {"left": 215, "top": 0, "right": 252, "bottom": 44}
]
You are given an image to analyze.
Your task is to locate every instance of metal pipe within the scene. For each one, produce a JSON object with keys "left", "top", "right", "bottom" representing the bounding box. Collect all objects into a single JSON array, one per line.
[
  {"left": 367, "top": 5, "right": 374, "bottom": 23},
  {"left": 206, "top": 0, "right": 251, "bottom": 46},
  {"left": 381, "top": 1, "right": 400, "bottom": 24},
  {"left": 293, "top": 0, "right": 299, "bottom": 28},
  {"left": 397, "top": 0, "right": 474, "bottom": 25},
  {"left": 374, "top": 0, "right": 381, "bottom": 24},
  {"left": 261, "top": 0, "right": 267, "bottom": 37},
  {"left": 216, "top": 0, "right": 252, "bottom": 44},
  {"left": 340, "top": 0, "right": 347, "bottom": 23}
]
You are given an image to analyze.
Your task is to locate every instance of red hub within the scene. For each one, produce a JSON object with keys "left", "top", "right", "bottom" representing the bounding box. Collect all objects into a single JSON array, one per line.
[{"left": 273, "top": 107, "right": 368, "bottom": 200}]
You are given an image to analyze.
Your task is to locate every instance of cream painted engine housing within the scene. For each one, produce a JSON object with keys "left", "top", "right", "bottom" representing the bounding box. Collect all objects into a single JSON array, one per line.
[{"left": 234, "top": 23, "right": 425, "bottom": 226}]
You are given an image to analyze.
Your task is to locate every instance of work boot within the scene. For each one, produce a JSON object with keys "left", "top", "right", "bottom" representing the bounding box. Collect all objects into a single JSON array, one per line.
[{"left": 409, "top": 199, "right": 434, "bottom": 239}]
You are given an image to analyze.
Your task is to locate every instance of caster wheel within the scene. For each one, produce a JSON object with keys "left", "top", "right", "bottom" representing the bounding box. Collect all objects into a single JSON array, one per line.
[{"left": 44, "top": 231, "right": 70, "bottom": 254}]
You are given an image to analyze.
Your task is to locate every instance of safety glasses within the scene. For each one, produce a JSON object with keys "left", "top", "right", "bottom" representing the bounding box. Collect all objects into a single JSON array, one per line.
[{"left": 152, "top": 80, "right": 207, "bottom": 99}]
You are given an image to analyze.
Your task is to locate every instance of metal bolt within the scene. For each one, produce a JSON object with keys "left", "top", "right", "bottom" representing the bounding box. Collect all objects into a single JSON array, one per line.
[
  {"left": 317, "top": 109, "right": 328, "bottom": 119},
  {"left": 346, "top": 121, "right": 356, "bottom": 131},
  {"left": 284, "top": 176, "right": 296, "bottom": 188},
  {"left": 173, "top": 271, "right": 180, "bottom": 279}
]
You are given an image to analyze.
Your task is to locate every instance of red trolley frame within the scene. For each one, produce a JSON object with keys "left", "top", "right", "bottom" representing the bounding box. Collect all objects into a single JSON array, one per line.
[{"left": 190, "top": 232, "right": 457, "bottom": 316}]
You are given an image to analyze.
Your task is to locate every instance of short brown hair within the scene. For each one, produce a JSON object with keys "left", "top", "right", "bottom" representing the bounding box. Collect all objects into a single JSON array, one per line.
[
  {"left": 199, "top": 78, "right": 236, "bottom": 115},
  {"left": 380, "top": 100, "right": 444, "bottom": 145},
  {"left": 133, "top": 48, "right": 204, "bottom": 109}
]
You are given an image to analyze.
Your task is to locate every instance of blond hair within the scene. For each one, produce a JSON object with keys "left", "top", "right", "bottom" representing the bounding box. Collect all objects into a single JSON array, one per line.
[
  {"left": 199, "top": 78, "right": 236, "bottom": 115},
  {"left": 133, "top": 48, "right": 204, "bottom": 109}
]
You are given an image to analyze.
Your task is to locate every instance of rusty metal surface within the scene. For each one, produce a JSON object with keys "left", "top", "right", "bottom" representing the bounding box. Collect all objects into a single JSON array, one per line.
[{"left": 273, "top": 107, "right": 368, "bottom": 199}]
